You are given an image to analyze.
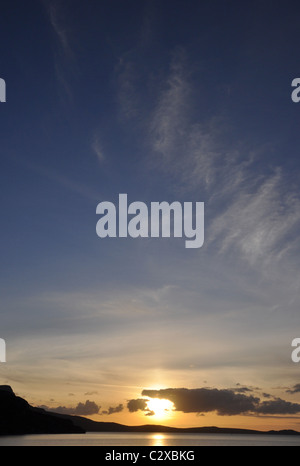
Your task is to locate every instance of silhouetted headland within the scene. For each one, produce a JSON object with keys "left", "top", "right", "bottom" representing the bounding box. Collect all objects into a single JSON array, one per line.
[
  {"left": 0, "top": 386, "right": 84, "bottom": 435},
  {"left": 1, "top": 386, "right": 299, "bottom": 437}
]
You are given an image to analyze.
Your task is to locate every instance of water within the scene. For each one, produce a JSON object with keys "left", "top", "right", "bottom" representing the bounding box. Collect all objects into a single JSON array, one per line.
[{"left": 0, "top": 432, "right": 299, "bottom": 446}]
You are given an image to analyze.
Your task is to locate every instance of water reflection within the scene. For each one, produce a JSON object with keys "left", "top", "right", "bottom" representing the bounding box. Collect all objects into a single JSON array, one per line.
[
  {"left": 0, "top": 432, "right": 300, "bottom": 446},
  {"left": 151, "top": 434, "right": 166, "bottom": 446}
]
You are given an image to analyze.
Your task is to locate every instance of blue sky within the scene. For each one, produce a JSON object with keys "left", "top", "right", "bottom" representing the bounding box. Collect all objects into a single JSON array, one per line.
[{"left": 1, "top": 0, "right": 300, "bottom": 429}]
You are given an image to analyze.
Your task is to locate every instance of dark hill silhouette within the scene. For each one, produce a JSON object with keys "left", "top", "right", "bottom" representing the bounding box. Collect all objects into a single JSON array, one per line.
[
  {"left": 0, "top": 386, "right": 84, "bottom": 435},
  {"left": 54, "top": 412, "right": 300, "bottom": 436}
]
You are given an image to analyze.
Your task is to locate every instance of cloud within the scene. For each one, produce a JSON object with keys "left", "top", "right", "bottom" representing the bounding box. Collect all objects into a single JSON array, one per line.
[
  {"left": 126, "top": 398, "right": 157, "bottom": 416},
  {"left": 232, "top": 386, "right": 254, "bottom": 393},
  {"left": 101, "top": 404, "right": 124, "bottom": 415},
  {"left": 209, "top": 168, "right": 300, "bottom": 267},
  {"left": 44, "top": 400, "right": 101, "bottom": 416},
  {"left": 41, "top": 0, "right": 78, "bottom": 103},
  {"left": 117, "top": 41, "right": 300, "bottom": 278},
  {"left": 42, "top": 0, "right": 73, "bottom": 59},
  {"left": 144, "top": 46, "right": 300, "bottom": 272},
  {"left": 73, "top": 400, "right": 101, "bottom": 415},
  {"left": 141, "top": 388, "right": 259, "bottom": 416},
  {"left": 113, "top": 5, "right": 160, "bottom": 123},
  {"left": 130, "top": 387, "right": 300, "bottom": 417},
  {"left": 147, "top": 47, "right": 236, "bottom": 191},
  {"left": 286, "top": 384, "right": 300, "bottom": 395},
  {"left": 149, "top": 48, "right": 193, "bottom": 175},
  {"left": 91, "top": 132, "right": 105, "bottom": 163},
  {"left": 255, "top": 398, "right": 300, "bottom": 415},
  {"left": 127, "top": 398, "right": 148, "bottom": 413}
]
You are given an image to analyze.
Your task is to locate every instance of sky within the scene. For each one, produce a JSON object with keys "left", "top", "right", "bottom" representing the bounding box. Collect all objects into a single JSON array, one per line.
[{"left": 1, "top": 0, "right": 300, "bottom": 431}]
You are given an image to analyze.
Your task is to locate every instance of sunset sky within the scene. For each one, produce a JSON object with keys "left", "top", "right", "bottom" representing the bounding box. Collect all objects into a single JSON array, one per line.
[{"left": 1, "top": 0, "right": 300, "bottom": 431}]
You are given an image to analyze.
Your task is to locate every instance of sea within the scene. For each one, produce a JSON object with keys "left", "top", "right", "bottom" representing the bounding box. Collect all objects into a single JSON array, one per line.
[{"left": 0, "top": 432, "right": 299, "bottom": 446}]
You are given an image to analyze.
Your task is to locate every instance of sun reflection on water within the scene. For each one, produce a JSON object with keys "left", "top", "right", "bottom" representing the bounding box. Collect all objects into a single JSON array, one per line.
[{"left": 151, "top": 433, "right": 166, "bottom": 446}]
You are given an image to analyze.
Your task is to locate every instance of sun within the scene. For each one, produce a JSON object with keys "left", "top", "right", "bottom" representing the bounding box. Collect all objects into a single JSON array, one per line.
[{"left": 146, "top": 398, "right": 174, "bottom": 419}]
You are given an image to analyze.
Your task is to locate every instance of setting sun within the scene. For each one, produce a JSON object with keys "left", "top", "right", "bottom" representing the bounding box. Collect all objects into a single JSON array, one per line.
[{"left": 146, "top": 398, "right": 175, "bottom": 419}]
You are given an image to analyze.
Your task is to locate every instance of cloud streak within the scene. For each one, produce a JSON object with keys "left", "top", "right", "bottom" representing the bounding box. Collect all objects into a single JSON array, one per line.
[
  {"left": 41, "top": 0, "right": 78, "bottom": 103},
  {"left": 150, "top": 47, "right": 191, "bottom": 170},
  {"left": 91, "top": 132, "right": 105, "bottom": 164},
  {"left": 42, "top": 0, "right": 73, "bottom": 59}
]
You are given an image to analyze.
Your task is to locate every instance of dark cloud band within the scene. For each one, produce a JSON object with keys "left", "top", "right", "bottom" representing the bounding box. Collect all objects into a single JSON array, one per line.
[{"left": 126, "top": 387, "right": 300, "bottom": 417}]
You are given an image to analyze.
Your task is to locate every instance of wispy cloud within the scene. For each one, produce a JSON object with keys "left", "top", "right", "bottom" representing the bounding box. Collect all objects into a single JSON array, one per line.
[
  {"left": 147, "top": 49, "right": 244, "bottom": 192},
  {"left": 145, "top": 47, "right": 300, "bottom": 270},
  {"left": 42, "top": 0, "right": 73, "bottom": 60},
  {"left": 209, "top": 168, "right": 300, "bottom": 266},
  {"left": 91, "top": 132, "right": 105, "bottom": 164},
  {"left": 149, "top": 48, "right": 192, "bottom": 172},
  {"left": 41, "top": 0, "right": 77, "bottom": 103}
]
